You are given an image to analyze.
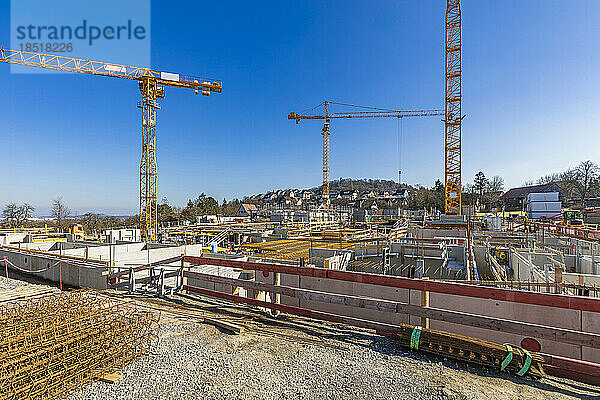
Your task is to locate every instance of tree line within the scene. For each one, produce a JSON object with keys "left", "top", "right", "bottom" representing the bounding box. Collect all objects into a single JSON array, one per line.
[
  {"left": 157, "top": 195, "right": 242, "bottom": 223},
  {"left": 1, "top": 197, "right": 137, "bottom": 233},
  {"left": 530, "top": 160, "right": 599, "bottom": 207},
  {"left": 2, "top": 161, "right": 598, "bottom": 231},
  {"left": 1, "top": 203, "right": 35, "bottom": 228}
]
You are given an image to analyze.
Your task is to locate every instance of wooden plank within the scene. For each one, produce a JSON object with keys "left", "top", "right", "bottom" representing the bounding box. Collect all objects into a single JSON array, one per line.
[
  {"left": 203, "top": 317, "right": 244, "bottom": 334},
  {"left": 183, "top": 271, "right": 600, "bottom": 348},
  {"left": 97, "top": 373, "right": 123, "bottom": 383},
  {"left": 183, "top": 255, "right": 600, "bottom": 312}
]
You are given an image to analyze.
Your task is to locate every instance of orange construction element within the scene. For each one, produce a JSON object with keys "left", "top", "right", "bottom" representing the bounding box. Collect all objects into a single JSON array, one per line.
[{"left": 444, "top": 0, "right": 462, "bottom": 215}]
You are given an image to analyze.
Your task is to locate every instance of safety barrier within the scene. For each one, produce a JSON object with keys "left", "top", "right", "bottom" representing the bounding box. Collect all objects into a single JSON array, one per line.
[
  {"left": 181, "top": 255, "right": 600, "bottom": 384},
  {"left": 526, "top": 220, "right": 600, "bottom": 243}
]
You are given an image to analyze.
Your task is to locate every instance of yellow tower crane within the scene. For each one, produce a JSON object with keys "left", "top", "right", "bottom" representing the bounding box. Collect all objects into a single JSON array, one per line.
[
  {"left": 288, "top": 101, "right": 444, "bottom": 208},
  {"left": 0, "top": 48, "right": 222, "bottom": 241}
]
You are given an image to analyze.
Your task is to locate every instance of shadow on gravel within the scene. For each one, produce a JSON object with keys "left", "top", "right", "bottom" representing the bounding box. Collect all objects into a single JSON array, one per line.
[
  {"left": 169, "top": 292, "right": 381, "bottom": 345},
  {"left": 367, "top": 336, "right": 600, "bottom": 400},
  {"left": 148, "top": 292, "right": 600, "bottom": 400}
]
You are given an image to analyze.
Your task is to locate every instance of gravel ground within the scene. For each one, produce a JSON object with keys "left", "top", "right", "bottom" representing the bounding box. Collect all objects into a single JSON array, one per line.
[
  {"left": 67, "top": 304, "right": 600, "bottom": 400},
  {"left": 0, "top": 275, "right": 30, "bottom": 291}
]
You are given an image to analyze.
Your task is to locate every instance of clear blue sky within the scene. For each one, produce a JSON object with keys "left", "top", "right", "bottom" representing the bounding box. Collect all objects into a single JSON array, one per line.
[{"left": 2, "top": 0, "right": 600, "bottom": 215}]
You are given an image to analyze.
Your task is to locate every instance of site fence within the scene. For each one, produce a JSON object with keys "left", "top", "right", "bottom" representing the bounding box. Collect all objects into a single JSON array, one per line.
[{"left": 524, "top": 220, "right": 600, "bottom": 243}]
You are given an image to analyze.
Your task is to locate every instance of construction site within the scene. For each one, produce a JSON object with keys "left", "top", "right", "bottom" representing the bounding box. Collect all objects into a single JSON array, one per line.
[{"left": 2, "top": 1, "right": 600, "bottom": 400}]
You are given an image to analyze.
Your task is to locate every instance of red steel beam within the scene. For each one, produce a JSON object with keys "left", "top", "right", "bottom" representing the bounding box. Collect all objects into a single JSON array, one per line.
[
  {"left": 183, "top": 255, "right": 600, "bottom": 313},
  {"left": 542, "top": 354, "right": 600, "bottom": 386}
]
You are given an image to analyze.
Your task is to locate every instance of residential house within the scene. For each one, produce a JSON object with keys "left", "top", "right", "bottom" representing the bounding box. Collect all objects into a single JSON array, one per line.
[
  {"left": 236, "top": 203, "right": 258, "bottom": 218},
  {"left": 501, "top": 183, "right": 563, "bottom": 211},
  {"left": 299, "top": 191, "right": 313, "bottom": 200},
  {"left": 340, "top": 190, "right": 358, "bottom": 200}
]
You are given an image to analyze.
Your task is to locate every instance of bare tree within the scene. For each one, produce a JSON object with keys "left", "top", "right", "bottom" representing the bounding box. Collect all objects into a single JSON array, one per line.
[
  {"left": 485, "top": 175, "right": 504, "bottom": 208},
  {"left": 536, "top": 172, "right": 561, "bottom": 185},
  {"left": 488, "top": 175, "right": 504, "bottom": 192},
  {"left": 80, "top": 213, "right": 101, "bottom": 234},
  {"left": 18, "top": 203, "right": 35, "bottom": 226},
  {"left": 573, "top": 160, "right": 599, "bottom": 207},
  {"left": 2, "top": 203, "right": 36, "bottom": 228},
  {"left": 51, "top": 197, "right": 71, "bottom": 232},
  {"left": 2, "top": 203, "right": 20, "bottom": 228}
]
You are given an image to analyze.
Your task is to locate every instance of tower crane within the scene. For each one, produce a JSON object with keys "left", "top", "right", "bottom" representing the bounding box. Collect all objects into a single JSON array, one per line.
[
  {"left": 288, "top": 101, "right": 444, "bottom": 208},
  {"left": 0, "top": 48, "right": 222, "bottom": 242},
  {"left": 444, "top": 0, "right": 462, "bottom": 215},
  {"left": 289, "top": 0, "right": 463, "bottom": 214}
]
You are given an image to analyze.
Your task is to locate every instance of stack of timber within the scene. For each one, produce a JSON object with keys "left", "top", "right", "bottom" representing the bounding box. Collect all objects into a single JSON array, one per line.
[{"left": 384, "top": 324, "right": 545, "bottom": 378}]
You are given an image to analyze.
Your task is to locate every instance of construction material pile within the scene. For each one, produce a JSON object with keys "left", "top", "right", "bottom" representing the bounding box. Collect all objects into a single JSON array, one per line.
[{"left": 0, "top": 290, "right": 158, "bottom": 400}]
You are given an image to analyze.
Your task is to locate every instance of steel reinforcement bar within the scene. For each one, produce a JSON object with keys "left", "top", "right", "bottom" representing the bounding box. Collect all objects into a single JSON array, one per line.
[{"left": 0, "top": 290, "right": 158, "bottom": 400}]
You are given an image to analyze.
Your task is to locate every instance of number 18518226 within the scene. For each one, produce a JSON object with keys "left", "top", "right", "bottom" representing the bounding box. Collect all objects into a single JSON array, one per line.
[{"left": 19, "top": 43, "right": 73, "bottom": 52}]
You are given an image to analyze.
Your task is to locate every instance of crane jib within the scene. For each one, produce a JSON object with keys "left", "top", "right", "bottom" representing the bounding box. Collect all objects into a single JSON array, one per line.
[{"left": 0, "top": 47, "right": 222, "bottom": 93}]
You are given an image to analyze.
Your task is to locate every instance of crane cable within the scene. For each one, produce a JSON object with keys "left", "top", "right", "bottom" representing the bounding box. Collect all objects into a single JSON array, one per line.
[{"left": 397, "top": 117, "right": 403, "bottom": 185}]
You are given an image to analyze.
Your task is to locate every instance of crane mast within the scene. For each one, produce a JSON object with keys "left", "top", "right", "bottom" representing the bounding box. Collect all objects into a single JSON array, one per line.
[
  {"left": 289, "top": 101, "right": 444, "bottom": 209},
  {"left": 444, "top": 0, "right": 462, "bottom": 215},
  {"left": 139, "top": 78, "right": 163, "bottom": 241},
  {"left": 0, "top": 48, "right": 222, "bottom": 242},
  {"left": 322, "top": 102, "right": 331, "bottom": 208}
]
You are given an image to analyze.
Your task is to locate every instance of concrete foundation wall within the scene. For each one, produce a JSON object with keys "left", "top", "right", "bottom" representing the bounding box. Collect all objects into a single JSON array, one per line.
[
  {"left": 0, "top": 247, "right": 108, "bottom": 289},
  {"left": 408, "top": 227, "right": 466, "bottom": 239},
  {"left": 0, "top": 242, "right": 208, "bottom": 289}
]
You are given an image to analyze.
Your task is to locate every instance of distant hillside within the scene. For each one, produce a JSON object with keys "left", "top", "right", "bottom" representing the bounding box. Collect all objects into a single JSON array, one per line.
[
  {"left": 243, "top": 178, "right": 417, "bottom": 206},
  {"left": 313, "top": 178, "right": 409, "bottom": 193}
]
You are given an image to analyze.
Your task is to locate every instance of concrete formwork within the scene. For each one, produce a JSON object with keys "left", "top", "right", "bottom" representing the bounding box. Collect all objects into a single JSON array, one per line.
[
  {"left": 0, "top": 241, "right": 206, "bottom": 290},
  {"left": 0, "top": 247, "right": 107, "bottom": 289},
  {"left": 251, "top": 268, "right": 597, "bottom": 363}
]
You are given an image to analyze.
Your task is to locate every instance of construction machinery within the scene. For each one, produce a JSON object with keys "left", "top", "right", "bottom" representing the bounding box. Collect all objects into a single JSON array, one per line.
[
  {"left": 288, "top": 101, "right": 444, "bottom": 208},
  {"left": 0, "top": 48, "right": 222, "bottom": 242},
  {"left": 563, "top": 210, "right": 584, "bottom": 227},
  {"left": 68, "top": 224, "right": 85, "bottom": 241}
]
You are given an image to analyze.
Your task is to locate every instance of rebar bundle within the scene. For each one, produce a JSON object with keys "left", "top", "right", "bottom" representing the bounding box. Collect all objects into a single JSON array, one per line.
[{"left": 0, "top": 290, "right": 158, "bottom": 400}]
